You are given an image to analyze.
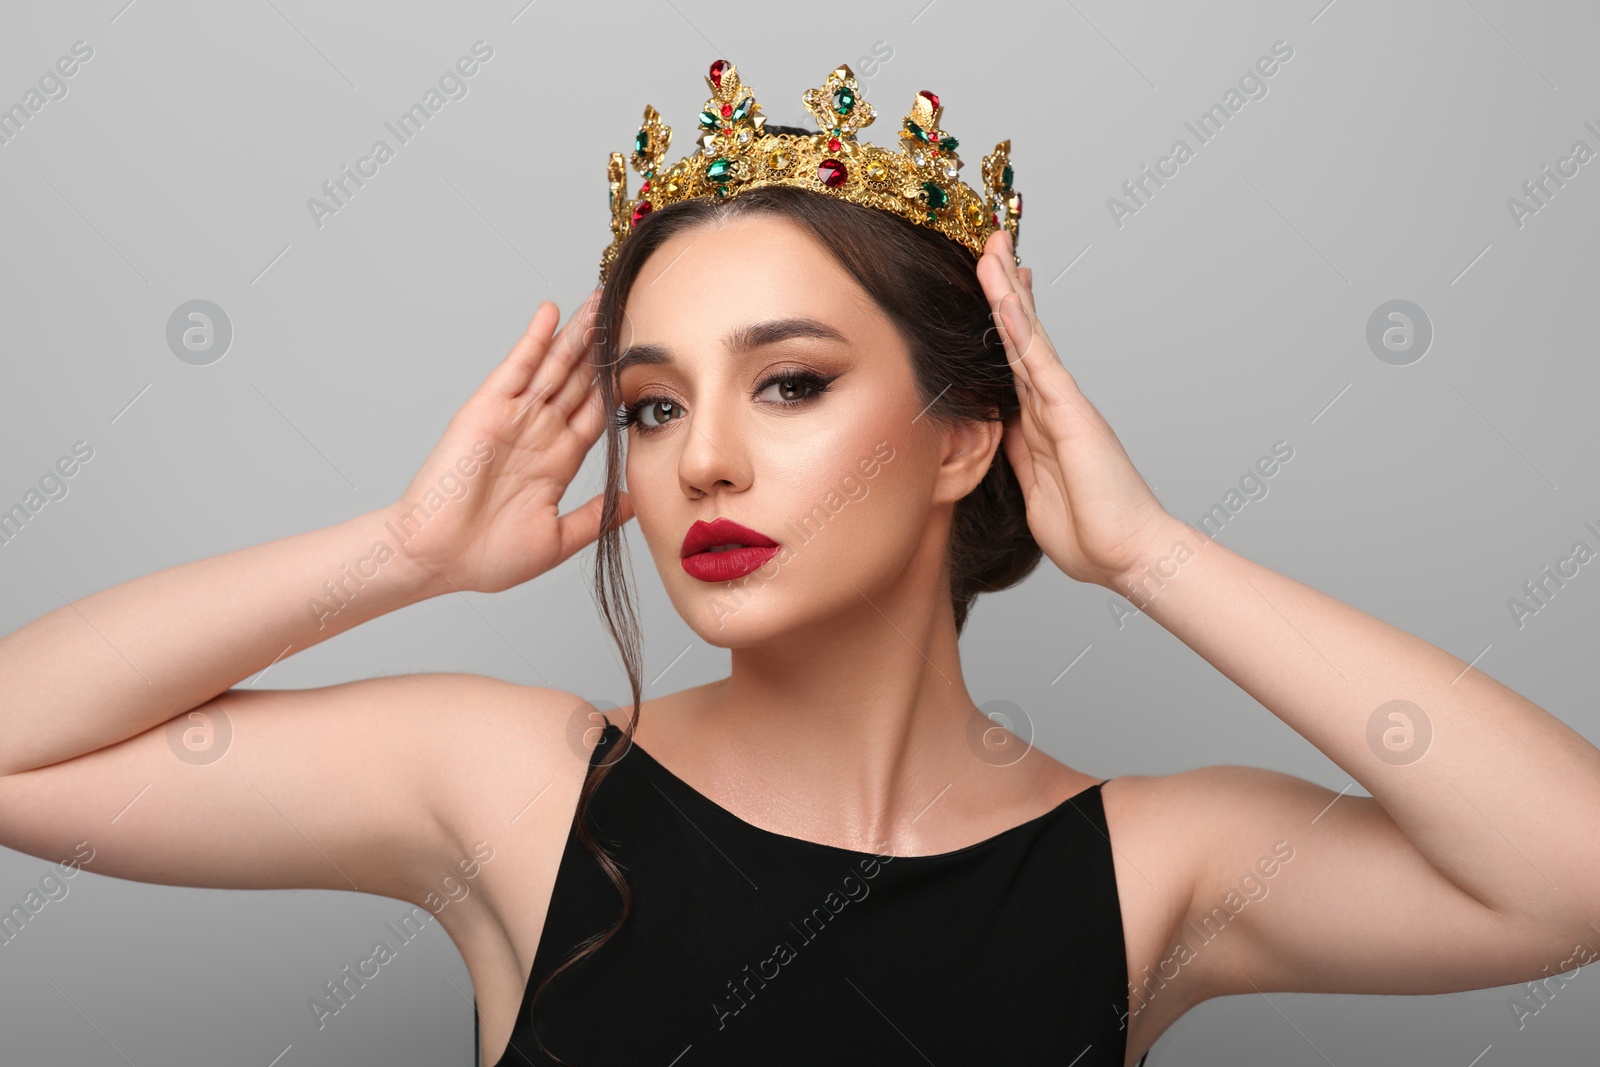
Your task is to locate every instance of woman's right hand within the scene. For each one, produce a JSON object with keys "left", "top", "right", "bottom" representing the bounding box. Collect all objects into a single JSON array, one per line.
[{"left": 387, "top": 289, "right": 633, "bottom": 595}]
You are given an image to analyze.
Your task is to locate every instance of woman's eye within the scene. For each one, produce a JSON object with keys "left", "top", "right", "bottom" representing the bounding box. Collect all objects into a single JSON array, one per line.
[
  {"left": 618, "top": 371, "right": 835, "bottom": 435},
  {"left": 756, "top": 372, "right": 832, "bottom": 406},
  {"left": 637, "top": 399, "right": 682, "bottom": 428}
]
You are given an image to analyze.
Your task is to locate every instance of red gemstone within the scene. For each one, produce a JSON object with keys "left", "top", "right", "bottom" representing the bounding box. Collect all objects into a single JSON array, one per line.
[
  {"left": 1013, "top": 191, "right": 1023, "bottom": 217},
  {"left": 929, "top": 131, "right": 940, "bottom": 141},
  {"left": 991, "top": 212, "right": 1000, "bottom": 228},
  {"left": 632, "top": 201, "right": 653, "bottom": 226},
  {"left": 710, "top": 60, "right": 728, "bottom": 88},
  {"left": 818, "top": 159, "right": 848, "bottom": 187},
  {"left": 827, "top": 137, "right": 840, "bottom": 151},
  {"left": 920, "top": 89, "right": 939, "bottom": 110},
  {"left": 640, "top": 180, "right": 651, "bottom": 194},
  {"left": 721, "top": 103, "right": 733, "bottom": 118}
]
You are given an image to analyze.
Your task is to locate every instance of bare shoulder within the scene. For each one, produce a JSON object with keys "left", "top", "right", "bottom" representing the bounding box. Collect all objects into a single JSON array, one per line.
[
  {"left": 424, "top": 677, "right": 604, "bottom": 861},
  {"left": 1100, "top": 761, "right": 1533, "bottom": 1065},
  {"left": 1090, "top": 764, "right": 1319, "bottom": 1059}
]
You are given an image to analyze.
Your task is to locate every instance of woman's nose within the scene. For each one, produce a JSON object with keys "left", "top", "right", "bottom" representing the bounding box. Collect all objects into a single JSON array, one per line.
[{"left": 677, "top": 398, "right": 751, "bottom": 498}]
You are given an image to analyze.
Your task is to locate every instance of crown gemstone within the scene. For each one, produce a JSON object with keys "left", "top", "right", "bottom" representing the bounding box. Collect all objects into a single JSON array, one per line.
[{"left": 602, "top": 62, "right": 1018, "bottom": 285}]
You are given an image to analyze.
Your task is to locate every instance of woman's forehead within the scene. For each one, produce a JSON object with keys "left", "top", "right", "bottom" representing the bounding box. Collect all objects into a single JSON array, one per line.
[{"left": 620, "top": 223, "right": 884, "bottom": 357}]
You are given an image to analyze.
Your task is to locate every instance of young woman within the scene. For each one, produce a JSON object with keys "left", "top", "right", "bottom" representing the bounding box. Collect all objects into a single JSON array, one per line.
[{"left": 2, "top": 171, "right": 1597, "bottom": 1067}]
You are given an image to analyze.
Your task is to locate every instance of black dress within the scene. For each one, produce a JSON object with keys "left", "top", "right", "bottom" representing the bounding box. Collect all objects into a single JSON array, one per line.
[{"left": 479, "top": 717, "right": 1149, "bottom": 1066}]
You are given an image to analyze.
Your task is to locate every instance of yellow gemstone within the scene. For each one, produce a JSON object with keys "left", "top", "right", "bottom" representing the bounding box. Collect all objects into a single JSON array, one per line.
[
  {"left": 865, "top": 161, "right": 888, "bottom": 182},
  {"left": 768, "top": 148, "right": 791, "bottom": 169},
  {"left": 965, "top": 201, "right": 984, "bottom": 226}
]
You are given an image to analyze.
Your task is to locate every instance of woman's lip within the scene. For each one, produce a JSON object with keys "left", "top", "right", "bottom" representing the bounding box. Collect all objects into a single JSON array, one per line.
[
  {"left": 681, "top": 545, "right": 781, "bottom": 583},
  {"left": 681, "top": 517, "right": 779, "bottom": 558}
]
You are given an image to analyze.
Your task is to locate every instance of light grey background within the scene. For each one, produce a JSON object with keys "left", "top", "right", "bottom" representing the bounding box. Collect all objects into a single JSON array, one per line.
[{"left": 2, "top": 0, "right": 1597, "bottom": 1064}]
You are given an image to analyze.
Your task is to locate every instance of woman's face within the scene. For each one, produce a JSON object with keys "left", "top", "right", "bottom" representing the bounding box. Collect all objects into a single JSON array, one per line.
[{"left": 613, "top": 213, "right": 973, "bottom": 646}]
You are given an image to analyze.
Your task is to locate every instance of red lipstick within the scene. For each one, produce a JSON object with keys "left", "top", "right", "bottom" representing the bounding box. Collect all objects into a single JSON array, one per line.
[{"left": 681, "top": 517, "right": 780, "bottom": 582}]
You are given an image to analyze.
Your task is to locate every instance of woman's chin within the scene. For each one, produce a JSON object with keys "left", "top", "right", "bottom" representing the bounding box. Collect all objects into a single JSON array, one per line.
[{"left": 670, "top": 582, "right": 812, "bottom": 649}]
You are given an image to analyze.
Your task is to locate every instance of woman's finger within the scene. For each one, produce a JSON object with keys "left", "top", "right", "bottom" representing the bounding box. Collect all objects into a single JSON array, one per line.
[
  {"left": 484, "top": 301, "right": 560, "bottom": 398},
  {"left": 990, "top": 230, "right": 1036, "bottom": 321},
  {"left": 548, "top": 354, "right": 600, "bottom": 420},
  {"left": 977, "top": 249, "right": 1035, "bottom": 392},
  {"left": 521, "top": 288, "right": 602, "bottom": 405},
  {"left": 566, "top": 375, "right": 611, "bottom": 443}
]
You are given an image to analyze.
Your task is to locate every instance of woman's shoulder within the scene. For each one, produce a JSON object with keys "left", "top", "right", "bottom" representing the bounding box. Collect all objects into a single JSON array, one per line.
[{"left": 407, "top": 676, "right": 610, "bottom": 855}]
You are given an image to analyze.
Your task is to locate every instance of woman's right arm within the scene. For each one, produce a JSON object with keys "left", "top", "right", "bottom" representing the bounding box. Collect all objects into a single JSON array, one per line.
[
  {"left": 0, "top": 290, "right": 627, "bottom": 903},
  {"left": 0, "top": 505, "right": 455, "bottom": 780}
]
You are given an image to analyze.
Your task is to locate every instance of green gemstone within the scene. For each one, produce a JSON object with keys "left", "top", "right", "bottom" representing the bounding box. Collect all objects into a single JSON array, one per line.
[
  {"left": 940, "top": 135, "right": 959, "bottom": 152},
  {"left": 635, "top": 129, "right": 649, "bottom": 154},
  {"left": 1002, "top": 163, "right": 1013, "bottom": 191},
  {"left": 731, "top": 95, "right": 753, "bottom": 121},
  {"left": 699, "top": 110, "right": 719, "bottom": 129},
  {"left": 717, "top": 183, "right": 729, "bottom": 196},
  {"left": 921, "top": 181, "right": 947, "bottom": 209},
  {"left": 833, "top": 87, "right": 854, "bottom": 115},
  {"left": 904, "top": 119, "right": 927, "bottom": 143},
  {"left": 706, "top": 157, "right": 733, "bottom": 181}
]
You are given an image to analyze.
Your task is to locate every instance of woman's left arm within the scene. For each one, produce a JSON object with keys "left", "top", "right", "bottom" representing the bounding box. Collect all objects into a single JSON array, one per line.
[{"left": 978, "top": 229, "right": 1600, "bottom": 1006}]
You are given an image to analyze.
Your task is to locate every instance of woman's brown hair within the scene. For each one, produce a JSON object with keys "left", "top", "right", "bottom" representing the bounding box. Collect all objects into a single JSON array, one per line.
[{"left": 522, "top": 126, "right": 1042, "bottom": 1063}]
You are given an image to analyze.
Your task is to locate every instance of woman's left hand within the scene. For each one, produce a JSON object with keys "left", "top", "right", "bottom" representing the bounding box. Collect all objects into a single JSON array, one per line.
[{"left": 976, "top": 229, "right": 1180, "bottom": 591}]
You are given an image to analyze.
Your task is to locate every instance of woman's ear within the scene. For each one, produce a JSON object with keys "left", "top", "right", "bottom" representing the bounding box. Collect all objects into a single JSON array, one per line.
[{"left": 932, "top": 416, "right": 1004, "bottom": 505}]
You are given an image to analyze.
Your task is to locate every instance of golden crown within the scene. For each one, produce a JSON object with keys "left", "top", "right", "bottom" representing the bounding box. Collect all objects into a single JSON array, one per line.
[{"left": 598, "top": 58, "right": 1022, "bottom": 284}]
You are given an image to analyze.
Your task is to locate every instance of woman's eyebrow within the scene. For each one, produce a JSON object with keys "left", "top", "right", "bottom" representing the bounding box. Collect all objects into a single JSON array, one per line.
[{"left": 614, "top": 317, "right": 849, "bottom": 374}]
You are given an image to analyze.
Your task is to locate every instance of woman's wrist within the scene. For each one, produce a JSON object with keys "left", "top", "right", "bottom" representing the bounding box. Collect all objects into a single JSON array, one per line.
[
  {"left": 354, "top": 504, "right": 461, "bottom": 603},
  {"left": 1100, "top": 514, "right": 1203, "bottom": 596}
]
